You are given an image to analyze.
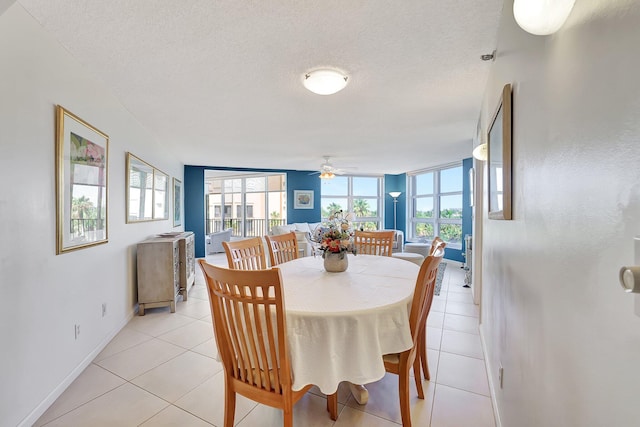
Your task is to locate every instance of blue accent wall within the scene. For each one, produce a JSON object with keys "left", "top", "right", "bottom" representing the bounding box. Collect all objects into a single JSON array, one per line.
[
  {"left": 184, "top": 166, "right": 206, "bottom": 257},
  {"left": 384, "top": 174, "right": 406, "bottom": 237},
  {"left": 185, "top": 165, "right": 321, "bottom": 257},
  {"left": 286, "top": 171, "right": 322, "bottom": 223}
]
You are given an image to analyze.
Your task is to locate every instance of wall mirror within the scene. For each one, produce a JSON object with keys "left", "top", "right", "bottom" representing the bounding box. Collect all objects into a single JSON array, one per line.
[
  {"left": 487, "top": 84, "right": 512, "bottom": 220},
  {"left": 126, "top": 153, "right": 169, "bottom": 222}
]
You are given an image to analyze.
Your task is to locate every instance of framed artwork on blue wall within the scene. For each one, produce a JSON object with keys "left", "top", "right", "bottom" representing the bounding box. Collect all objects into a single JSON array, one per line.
[{"left": 294, "top": 190, "right": 314, "bottom": 209}]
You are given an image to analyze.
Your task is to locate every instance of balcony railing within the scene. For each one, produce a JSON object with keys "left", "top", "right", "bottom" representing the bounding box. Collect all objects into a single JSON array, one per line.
[
  {"left": 206, "top": 218, "right": 287, "bottom": 238},
  {"left": 70, "top": 219, "right": 105, "bottom": 237}
]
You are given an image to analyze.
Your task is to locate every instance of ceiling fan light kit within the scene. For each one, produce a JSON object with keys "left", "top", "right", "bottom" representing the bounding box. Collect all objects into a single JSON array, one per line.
[
  {"left": 303, "top": 69, "right": 348, "bottom": 95},
  {"left": 319, "top": 171, "right": 335, "bottom": 179}
]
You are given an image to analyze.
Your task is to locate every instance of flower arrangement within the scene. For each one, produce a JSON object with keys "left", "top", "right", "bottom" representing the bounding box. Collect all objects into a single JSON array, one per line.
[{"left": 313, "top": 210, "right": 357, "bottom": 258}]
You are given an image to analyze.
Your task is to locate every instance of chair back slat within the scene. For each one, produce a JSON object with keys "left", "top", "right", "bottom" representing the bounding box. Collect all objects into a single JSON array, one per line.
[
  {"left": 265, "top": 232, "right": 299, "bottom": 266},
  {"left": 354, "top": 230, "right": 395, "bottom": 256},
  {"left": 223, "top": 237, "right": 268, "bottom": 270}
]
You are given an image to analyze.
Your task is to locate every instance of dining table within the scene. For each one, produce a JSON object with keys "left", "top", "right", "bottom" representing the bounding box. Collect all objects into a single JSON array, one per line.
[{"left": 277, "top": 254, "right": 419, "bottom": 404}]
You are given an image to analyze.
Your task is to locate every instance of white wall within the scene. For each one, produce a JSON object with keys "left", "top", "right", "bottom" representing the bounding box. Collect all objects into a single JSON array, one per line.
[
  {"left": 0, "top": 5, "right": 183, "bottom": 426},
  {"left": 479, "top": 1, "right": 640, "bottom": 426}
]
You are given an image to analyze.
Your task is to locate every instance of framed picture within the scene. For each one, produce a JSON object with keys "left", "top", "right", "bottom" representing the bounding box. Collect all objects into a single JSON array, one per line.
[
  {"left": 294, "top": 190, "right": 314, "bottom": 209},
  {"left": 173, "top": 177, "right": 182, "bottom": 227},
  {"left": 487, "top": 84, "right": 513, "bottom": 220},
  {"left": 56, "top": 105, "right": 109, "bottom": 254},
  {"left": 126, "top": 153, "right": 169, "bottom": 222}
]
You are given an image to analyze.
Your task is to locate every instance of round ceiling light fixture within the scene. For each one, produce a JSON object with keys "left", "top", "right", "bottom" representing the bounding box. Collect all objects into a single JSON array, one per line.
[
  {"left": 513, "top": 0, "right": 575, "bottom": 36},
  {"left": 303, "top": 68, "right": 348, "bottom": 95}
]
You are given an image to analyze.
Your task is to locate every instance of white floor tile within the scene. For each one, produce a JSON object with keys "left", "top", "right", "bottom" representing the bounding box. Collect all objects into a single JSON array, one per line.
[
  {"left": 427, "top": 311, "right": 444, "bottom": 328},
  {"left": 446, "top": 291, "right": 474, "bottom": 304},
  {"left": 42, "top": 383, "right": 168, "bottom": 427},
  {"left": 444, "top": 301, "right": 479, "bottom": 318},
  {"left": 430, "top": 384, "right": 495, "bottom": 427},
  {"left": 34, "top": 364, "right": 125, "bottom": 426},
  {"left": 436, "top": 352, "right": 490, "bottom": 396},
  {"left": 237, "top": 392, "right": 339, "bottom": 427},
  {"left": 126, "top": 311, "right": 197, "bottom": 337},
  {"left": 344, "top": 372, "right": 435, "bottom": 425},
  {"left": 94, "top": 328, "right": 153, "bottom": 362},
  {"left": 426, "top": 326, "right": 443, "bottom": 350},
  {"left": 139, "top": 404, "right": 213, "bottom": 426},
  {"left": 95, "top": 338, "right": 185, "bottom": 380},
  {"left": 443, "top": 313, "right": 480, "bottom": 335},
  {"left": 176, "top": 298, "right": 212, "bottom": 320},
  {"left": 440, "top": 329, "right": 484, "bottom": 359},
  {"left": 174, "top": 371, "right": 257, "bottom": 425},
  {"left": 334, "top": 406, "right": 402, "bottom": 427},
  {"left": 157, "top": 319, "right": 213, "bottom": 349},
  {"left": 131, "top": 350, "right": 222, "bottom": 402},
  {"left": 190, "top": 337, "right": 219, "bottom": 360}
]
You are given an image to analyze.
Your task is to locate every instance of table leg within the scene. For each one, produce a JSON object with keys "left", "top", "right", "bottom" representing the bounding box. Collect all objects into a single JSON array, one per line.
[{"left": 348, "top": 383, "right": 369, "bottom": 405}]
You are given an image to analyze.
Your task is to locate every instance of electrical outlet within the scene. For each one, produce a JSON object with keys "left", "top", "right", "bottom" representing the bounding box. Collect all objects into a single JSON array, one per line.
[
  {"left": 102, "top": 303, "right": 107, "bottom": 317},
  {"left": 498, "top": 364, "right": 504, "bottom": 388},
  {"left": 74, "top": 324, "right": 80, "bottom": 340}
]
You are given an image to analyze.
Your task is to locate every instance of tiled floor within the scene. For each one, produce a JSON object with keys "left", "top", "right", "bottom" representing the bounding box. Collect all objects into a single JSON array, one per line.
[{"left": 35, "top": 255, "right": 495, "bottom": 427}]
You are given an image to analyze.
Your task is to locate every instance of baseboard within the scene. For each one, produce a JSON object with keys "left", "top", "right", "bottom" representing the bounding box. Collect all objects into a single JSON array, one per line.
[
  {"left": 19, "top": 310, "right": 136, "bottom": 427},
  {"left": 479, "top": 324, "right": 503, "bottom": 427}
]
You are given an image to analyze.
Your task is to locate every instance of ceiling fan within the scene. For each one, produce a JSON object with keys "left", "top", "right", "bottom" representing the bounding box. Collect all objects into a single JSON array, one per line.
[{"left": 311, "top": 156, "right": 356, "bottom": 179}]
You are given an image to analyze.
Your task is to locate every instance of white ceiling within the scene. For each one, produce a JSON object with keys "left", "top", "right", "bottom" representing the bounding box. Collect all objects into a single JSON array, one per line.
[{"left": 18, "top": 0, "right": 503, "bottom": 175}]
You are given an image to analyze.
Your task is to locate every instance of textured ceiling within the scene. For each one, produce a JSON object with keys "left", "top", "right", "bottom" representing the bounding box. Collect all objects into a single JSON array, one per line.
[{"left": 18, "top": 0, "right": 503, "bottom": 175}]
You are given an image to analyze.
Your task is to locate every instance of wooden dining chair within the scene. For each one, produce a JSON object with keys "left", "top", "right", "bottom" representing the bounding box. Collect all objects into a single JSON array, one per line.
[
  {"left": 222, "top": 237, "right": 268, "bottom": 270},
  {"left": 353, "top": 230, "right": 396, "bottom": 256},
  {"left": 418, "top": 237, "right": 446, "bottom": 380},
  {"left": 265, "top": 232, "right": 299, "bottom": 266},
  {"left": 198, "top": 260, "right": 338, "bottom": 426},
  {"left": 382, "top": 245, "right": 445, "bottom": 427}
]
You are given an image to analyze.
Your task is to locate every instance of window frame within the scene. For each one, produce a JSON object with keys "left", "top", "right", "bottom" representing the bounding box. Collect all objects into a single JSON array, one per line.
[
  {"left": 320, "top": 175, "right": 384, "bottom": 230},
  {"left": 408, "top": 163, "right": 463, "bottom": 249}
]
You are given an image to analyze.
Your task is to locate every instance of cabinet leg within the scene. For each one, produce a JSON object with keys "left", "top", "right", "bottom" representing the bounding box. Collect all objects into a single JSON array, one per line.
[
  {"left": 139, "top": 304, "right": 145, "bottom": 316},
  {"left": 170, "top": 301, "right": 176, "bottom": 313},
  {"left": 181, "top": 287, "right": 188, "bottom": 301}
]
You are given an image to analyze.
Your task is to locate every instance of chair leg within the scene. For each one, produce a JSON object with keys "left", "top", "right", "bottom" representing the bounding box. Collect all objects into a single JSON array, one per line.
[
  {"left": 283, "top": 406, "right": 293, "bottom": 427},
  {"left": 327, "top": 392, "right": 338, "bottom": 420},
  {"left": 413, "top": 355, "right": 424, "bottom": 400},
  {"left": 223, "top": 383, "right": 236, "bottom": 427},
  {"left": 419, "top": 328, "right": 430, "bottom": 380},
  {"left": 399, "top": 363, "right": 412, "bottom": 427}
]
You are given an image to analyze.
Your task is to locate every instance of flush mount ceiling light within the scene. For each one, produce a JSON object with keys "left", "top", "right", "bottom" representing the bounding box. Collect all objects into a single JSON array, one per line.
[
  {"left": 513, "top": 0, "right": 575, "bottom": 35},
  {"left": 303, "top": 69, "right": 348, "bottom": 95}
]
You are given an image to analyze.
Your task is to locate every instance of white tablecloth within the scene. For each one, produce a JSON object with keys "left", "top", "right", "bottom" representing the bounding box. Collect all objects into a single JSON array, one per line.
[{"left": 278, "top": 254, "right": 419, "bottom": 394}]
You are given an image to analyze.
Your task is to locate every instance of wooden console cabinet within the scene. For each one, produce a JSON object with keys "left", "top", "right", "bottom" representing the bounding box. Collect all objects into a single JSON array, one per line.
[{"left": 136, "top": 232, "right": 195, "bottom": 315}]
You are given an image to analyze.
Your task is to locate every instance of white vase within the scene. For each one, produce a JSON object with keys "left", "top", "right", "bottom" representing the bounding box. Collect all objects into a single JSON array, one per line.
[{"left": 323, "top": 252, "right": 348, "bottom": 272}]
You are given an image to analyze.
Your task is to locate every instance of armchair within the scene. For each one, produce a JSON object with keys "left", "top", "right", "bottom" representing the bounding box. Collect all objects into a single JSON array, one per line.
[{"left": 205, "top": 228, "right": 232, "bottom": 254}]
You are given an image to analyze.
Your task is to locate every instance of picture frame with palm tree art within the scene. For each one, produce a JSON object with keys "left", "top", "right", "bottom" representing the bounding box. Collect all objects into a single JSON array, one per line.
[{"left": 55, "top": 105, "right": 109, "bottom": 254}]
